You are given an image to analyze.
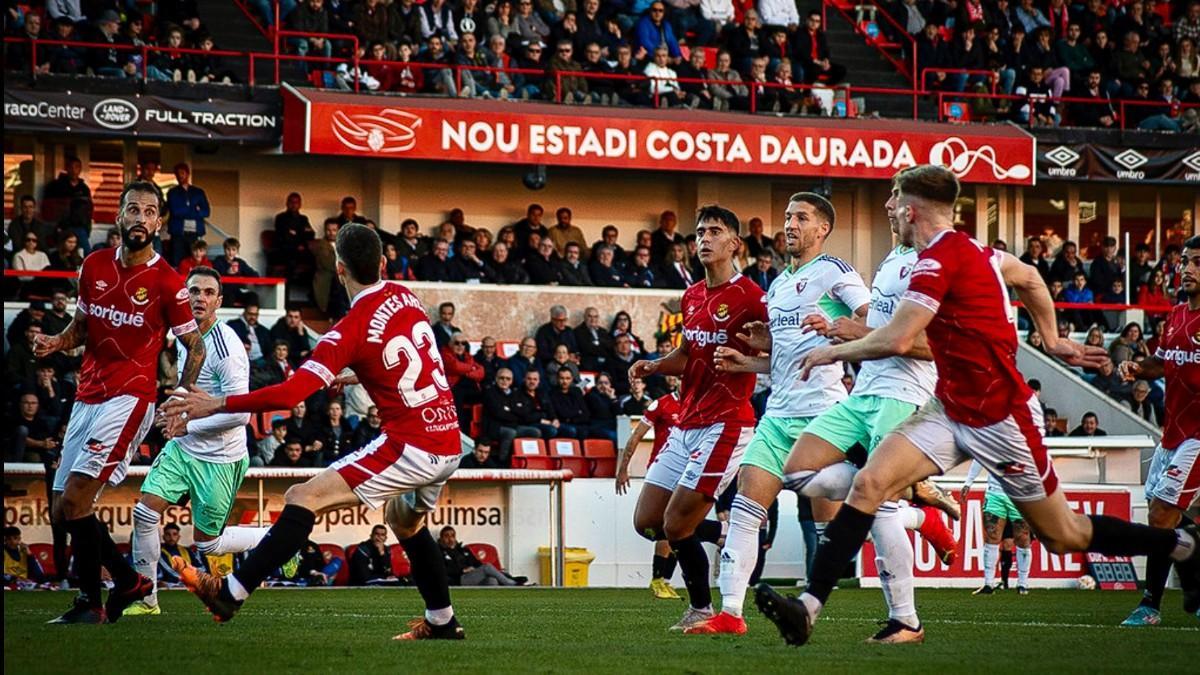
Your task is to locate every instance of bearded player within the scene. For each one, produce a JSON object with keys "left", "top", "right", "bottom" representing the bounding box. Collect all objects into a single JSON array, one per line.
[
  {"left": 628, "top": 205, "right": 767, "bottom": 631},
  {"left": 34, "top": 181, "right": 206, "bottom": 624},
  {"left": 126, "top": 267, "right": 270, "bottom": 616},
  {"left": 1118, "top": 234, "right": 1200, "bottom": 626},
  {"left": 756, "top": 164, "right": 1199, "bottom": 647},
  {"left": 682, "top": 193, "right": 873, "bottom": 636},
  {"left": 163, "top": 224, "right": 466, "bottom": 640},
  {"left": 616, "top": 380, "right": 682, "bottom": 600}
]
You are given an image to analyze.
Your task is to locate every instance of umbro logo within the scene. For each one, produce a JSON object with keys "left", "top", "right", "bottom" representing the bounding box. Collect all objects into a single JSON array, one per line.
[
  {"left": 1183, "top": 151, "right": 1200, "bottom": 174},
  {"left": 1045, "top": 146, "right": 1079, "bottom": 168},
  {"left": 1113, "top": 149, "right": 1148, "bottom": 170}
]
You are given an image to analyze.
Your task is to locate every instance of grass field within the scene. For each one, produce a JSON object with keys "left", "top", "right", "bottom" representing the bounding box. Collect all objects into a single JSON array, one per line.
[{"left": 5, "top": 587, "right": 1198, "bottom": 673}]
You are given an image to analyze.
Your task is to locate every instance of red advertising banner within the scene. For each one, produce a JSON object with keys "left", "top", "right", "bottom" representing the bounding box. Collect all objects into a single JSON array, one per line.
[
  {"left": 282, "top": 86, "right": 1036, "bottom": 185},
  {"left": 860, "top": 487, "right": 1132, "bottom": 588}
]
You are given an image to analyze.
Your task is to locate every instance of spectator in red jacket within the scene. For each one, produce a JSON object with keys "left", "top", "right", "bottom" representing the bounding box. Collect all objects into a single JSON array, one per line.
[
  {"left": 441, "top": 331, "right": 485, "bottom": 421},
  {"left": 178, "top": 239, "right": 212, "bottom": 276}
]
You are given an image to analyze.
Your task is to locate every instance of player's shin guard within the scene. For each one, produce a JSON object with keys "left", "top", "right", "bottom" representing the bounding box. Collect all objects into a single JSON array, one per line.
[
  {"left": 1086, "top": 515, "right": 1191, "bottom": 560},
  {"left": 671, "top": 535, "right": 712, "bottom": 611},
  {"left": 198, "top": 526, "right": 271, "bottom": 555},
  {"left": 64, "top": 515, "right": 102, "bottom": 607},
  {"left": 787, "top": 463, "right": 857, "bottom": 500},
  {"left": 400, "top": 526, "right": 454, "bottom": 625},
  {"left": 231, "top": 504, "right": 316, "bottom": 599},
  {"left": 982, "top": 543, "right": 999, "bottom": 588},
  {"left": 132, "top": 503, "right": 162, "bottom": 604},
  {"left": 873, "top": 503, "right": 918, "bottom": 627},
  {"left": 718, "top": 496, "right": 767, "bottom": 617},
  {"left": 805, "top": 504, "right": 876, "bottom": 608},
  {"left": 1016, "top": 547, "right": 1032, "bottom": 588}
]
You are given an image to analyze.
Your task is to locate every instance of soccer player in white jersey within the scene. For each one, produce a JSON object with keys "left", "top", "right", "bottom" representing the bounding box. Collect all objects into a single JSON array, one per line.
[
  {"left": 684, "top": 193, "right": 871, "bottom": 635},
  {"left": 767, "top": 206, "right": 959, "bottom": 644},
  {"left": 962, "top": 460, "right": 1033, "bottom": 596},
  {"left": 124, "top": 267, "right": 269, "bottom": 617}
]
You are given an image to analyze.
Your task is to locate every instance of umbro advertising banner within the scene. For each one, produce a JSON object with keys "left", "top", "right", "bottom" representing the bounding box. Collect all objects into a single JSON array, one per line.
[
  {"left": 4, "top": 88, "right": 280, "bottom": 144},
  {"left": 1039, "top": 142, "right": 1200, "bottom": 184},
  {"left": 281, "top": 86, "right": 1037, "bottom": 185},
  {"left": 860, "top": 487, "right": 1132, "bottom": 588}
]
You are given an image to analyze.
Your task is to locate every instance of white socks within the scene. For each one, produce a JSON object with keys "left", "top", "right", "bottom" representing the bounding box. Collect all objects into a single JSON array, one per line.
[
  {"left": 899, "top": 505, "right": 925, "bottom": 531},
  {"left": 1016, "top": 546, "right": 1031, "bottom": 587},
  {"left": 785, "top": 463, "right": 857, "bottom": 500},
  {"left": 873, "top": 502, "right": 918, "bottom": 628},
  {"left": 228, "top": 574, "right": 250, "bottom": 600},
  {"left": 717, "top": 495, "right": 768, "bottom": 617},
  {"left": 132, "top": 502, "right": 162, "bottom": 606},
  {"left": 1171, "top": 529, "right": 1197, "bottom": 562},
  {"left": 194, "top": 526, "right": 271, "bottom": 556},
  {"left": 982, "top": 543, "right": 999, "bottom": 587},
  {"left": 426, "top": 605, "right": 455, "bottom": 626}
]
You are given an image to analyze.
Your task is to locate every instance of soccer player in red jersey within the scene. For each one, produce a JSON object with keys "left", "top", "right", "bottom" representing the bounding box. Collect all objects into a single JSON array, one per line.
[
  {"left": 616, "top": 382, "right": 682, "bottom": 599},
  {"left": 1117, "top": 234, "right": 1200, "bottom": 625},
  {"left": 162, "top": 224, "right": 467, "bottom": 639},
  {"left": 755, "top": 165, "right": 1199, "bottom": 646},
  {"left": 628, "top": 205, "right": 768, "bottom": 631},
  {"left": 34, "top": 181, "right": 206, "bottom": 625}
]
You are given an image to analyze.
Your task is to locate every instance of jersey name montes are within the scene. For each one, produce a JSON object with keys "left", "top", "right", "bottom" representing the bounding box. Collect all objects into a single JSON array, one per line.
[
  {"left": 642, "top": 391, "right": 681, "bottom": 459},
  {"left": 174, "top": 322, "right": 251, "bottom": 463},
  {"left": 300, "top": 281, "right": 461, "bottom": 455},
  {"left": 1156, "top": 303, "right": 1200, "bottom": 449},
  {"left": 75, "top": 247, "right": 196, "bottom": 403},
  {"left": 765, "top": 255, "right": 871, "bottom": 418},
  {"left": 852, "top": 246, "right": 938, "bottom": 406},
  {"left": 901, "top": 229, "right": 1031, "bottom": 426},
  {"left": 678, "top": 274, "right": 768, "bottom": 428}
]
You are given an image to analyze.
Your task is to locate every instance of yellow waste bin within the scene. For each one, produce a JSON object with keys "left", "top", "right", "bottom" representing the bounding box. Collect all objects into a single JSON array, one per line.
[{"left": 537, "top": 547, "right": 596, "bottom": 587}]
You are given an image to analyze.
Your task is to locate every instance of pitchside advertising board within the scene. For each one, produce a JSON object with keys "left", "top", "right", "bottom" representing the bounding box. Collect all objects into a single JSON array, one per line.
[
  {"left": 4, "top": 88, "right": 280, "bottom": 143},
  {"left": 860, "top": 486, "right": 1133, "bottom": 588},
  {"left": 282, "top": 86, "right": 1037, "bottom": 185}
]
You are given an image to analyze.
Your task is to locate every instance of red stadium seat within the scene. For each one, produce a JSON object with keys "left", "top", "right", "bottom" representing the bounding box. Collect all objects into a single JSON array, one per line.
[
  {"left": 466, "top": 543, "right": 502, "bottom": 570},
  {"left": 583, "top": 439, "right": 617, "bottom": 478},
  {"left": 468, "top": 403, "right": 483, "bottom": 438},
  {"left": 28, "top": 544, "right": 58, "bottom": 578},
  {"left": 510, "top": 438, "right": 555, "bottom": 470},
  {"left": 318, "top": 544, "right": 350, "bottom": 586},
  {"left": 548, "top": 438, "right": 589, "bottom": 477},
  {"left": 390, "top": 545, "right": 411, "bottom": 578}
]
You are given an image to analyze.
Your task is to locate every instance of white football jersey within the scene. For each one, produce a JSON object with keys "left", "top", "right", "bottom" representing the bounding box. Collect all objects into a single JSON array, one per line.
[
  {"left": 852, "top": 246, "right": 938, "bottom": 407},
  {"left": 765, "top": 255, "right": 871, "bottom": 418},
  {"left": 174, "top": 322, "right": 251, "bottom": 463}
]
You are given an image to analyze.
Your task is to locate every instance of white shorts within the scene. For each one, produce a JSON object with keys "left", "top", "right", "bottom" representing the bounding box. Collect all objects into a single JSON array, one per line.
[
  {"left": 644, "top": 422, "right": 753, "bottom": 499},
  {"left": 54, "top": 395, "right": 156, "bottom": 492},
  {"left": 1144, "top": 438, "right": 1200, "bottom": 510},
  {"left": 330, "top": 432, "right": 461, "bottom": 510},
  {"left": 893, "top": 395, "right": 1058, "bottom": 502}
]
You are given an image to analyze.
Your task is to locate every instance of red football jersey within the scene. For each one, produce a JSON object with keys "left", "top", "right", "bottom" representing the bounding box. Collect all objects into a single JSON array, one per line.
[
  {"left": 1156, "top": 302, "right": 1200, "bottom": 449},
  {"left": 300, "top": 281, "right": 461, "bottom": 455},
  {"left": 902, "top": 229, "right": 1031, "bottom": 426},
  {"left": 74, "top": 248, "right": 195, "bottom": 403},
  {"left": 642, "top": 391, "right": 681, "bottom": 464},
  {"left": 676, "top": 273, "right": 767, "bottom": 428}
]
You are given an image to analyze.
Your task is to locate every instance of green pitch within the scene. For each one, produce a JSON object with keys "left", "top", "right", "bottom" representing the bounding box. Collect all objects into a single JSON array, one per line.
[{"left": 5, "top": 588, "right": 1197, "bottom": 673}]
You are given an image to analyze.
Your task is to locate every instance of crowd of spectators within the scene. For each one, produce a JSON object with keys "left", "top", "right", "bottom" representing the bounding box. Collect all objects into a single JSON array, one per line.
[
  {"left": 7, "top": 0, "right": 1197, "bottom": 127},
  {"left": 902, "top": 0, "right": 1200, "bottom": 130}
]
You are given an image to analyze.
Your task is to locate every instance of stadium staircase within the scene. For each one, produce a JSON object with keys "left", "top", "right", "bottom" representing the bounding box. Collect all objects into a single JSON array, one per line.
[
  {"left": 197, "top": 1, "right": 307, "bottom": 87},
  {"left": 1016, "top": 341, "right": 1161, "bottom": 439}
]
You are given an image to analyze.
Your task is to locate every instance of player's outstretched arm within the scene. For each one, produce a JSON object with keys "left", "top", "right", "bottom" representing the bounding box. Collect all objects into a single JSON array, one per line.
[
  {"left": 997, "top": 251, "right": 1109, "bottom": 369},
  {"left": 713, "top": 346, "right": 770, "bottom": 373},
  {"left": 735, "top": 320, "right": 772, "bottom": 352},
  {"left": 616, "top": 420, "right": 652, "bottom": 495},
  {"left": 163, "top": 368, "right": 326, "bottom": 422},
  {"left": 175, "top": 329, "right": 208, "bottom": 388},
  {"left": 630, "top": 339, "right": 689, "bottom": 379},
  {"left": 33, "top": 307, "right": 88, "bottom": 357},
  {"left": 798, "top": 300, "right": 934, "bottom": 380},
  {"left": 1118, "top": 356, "right": 1165, "bottom": 382}
]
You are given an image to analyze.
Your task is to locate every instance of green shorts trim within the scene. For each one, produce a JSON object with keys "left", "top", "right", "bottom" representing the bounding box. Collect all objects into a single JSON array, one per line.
[
  {"left": 741, "top": 416, "right": 812, "bottom": 479},
  {"left": 803, "top": 394, "right": 918, "bottom": 455},
  {"left": 141, "top": 441, "right": 249, "bottom": 537},
  {"left": 983, "top": 491, "right": 1023, "bottom": 522}
]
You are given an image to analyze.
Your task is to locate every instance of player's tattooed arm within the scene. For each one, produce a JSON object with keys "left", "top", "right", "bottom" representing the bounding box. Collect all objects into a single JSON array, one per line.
[
  {"left": 1117, "top": 356, "right": 1164, "bottom": 381},
  {"left": 33, "top": 307, "right": 88, "bottom": 357},
  {"left": 175, "top": 329, "right": 208, "bottom": 388}
]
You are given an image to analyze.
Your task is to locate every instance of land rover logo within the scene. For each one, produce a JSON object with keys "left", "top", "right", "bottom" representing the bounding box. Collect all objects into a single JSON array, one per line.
[
  {"left": 92, "top": 98, "right": 139, "bottom": 130},
  {"left": 1112, "top": 149, "right": 1148, "bottom": 171},
  {"left": 1044, "top": 146, "right": 1079, "bottom": 168}
]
